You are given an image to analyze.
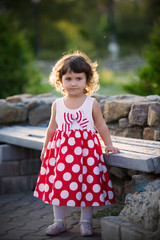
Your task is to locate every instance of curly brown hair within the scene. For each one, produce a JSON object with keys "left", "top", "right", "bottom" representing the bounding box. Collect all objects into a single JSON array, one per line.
[{"left": 49, "top": 51, "right": 99, "bottom": 95}]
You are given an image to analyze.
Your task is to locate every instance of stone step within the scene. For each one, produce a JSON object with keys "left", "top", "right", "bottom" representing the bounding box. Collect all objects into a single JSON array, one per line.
[{"left": 101, "top": 216, "right": 154, "bottom": 240}]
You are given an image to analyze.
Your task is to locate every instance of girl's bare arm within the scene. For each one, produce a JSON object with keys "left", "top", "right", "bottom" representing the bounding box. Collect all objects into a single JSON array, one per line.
[
  {"left": 41, "top": 101, "right": 58, "bottom": 160},
  {"left": 92, "top": 99, "right": 120, "bottom": 156}
]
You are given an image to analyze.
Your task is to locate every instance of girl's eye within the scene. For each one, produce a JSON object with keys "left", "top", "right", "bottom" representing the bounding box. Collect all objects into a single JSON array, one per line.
[
  {"left": 77, "top": 77, "right": 81, "bottom": 80},
  {"left": 66, "top": 77, "right": 71, "bottom": 81}
]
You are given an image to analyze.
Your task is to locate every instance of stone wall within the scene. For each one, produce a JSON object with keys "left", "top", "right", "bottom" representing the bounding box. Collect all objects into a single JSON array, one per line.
[
  {"left": 0, "top": 93, "right": 160, "bottom": 197},
  {"left": 0, "top": 144, "right": 41, "bottom": 194},
  {"left": 0, "top": 93, "right": 160, "bottom": 140},
  {"left": 119, "top": 176, "right": 160, "bottom": 232}
]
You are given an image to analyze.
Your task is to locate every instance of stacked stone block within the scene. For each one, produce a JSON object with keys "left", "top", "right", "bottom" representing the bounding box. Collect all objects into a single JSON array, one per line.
[{"left": 0, "top": 144, "right": 41, "bottom": 194}]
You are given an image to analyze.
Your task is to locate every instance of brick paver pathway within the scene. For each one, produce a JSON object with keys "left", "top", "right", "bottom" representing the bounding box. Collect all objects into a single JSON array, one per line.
[{"left": 0, "top": 192, "right": 104, "bottom": 240}]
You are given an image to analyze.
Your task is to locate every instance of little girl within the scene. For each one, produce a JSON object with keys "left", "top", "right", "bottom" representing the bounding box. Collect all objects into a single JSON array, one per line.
[{"left": 34, "top": 51, "right": 120, "bottom": 237}]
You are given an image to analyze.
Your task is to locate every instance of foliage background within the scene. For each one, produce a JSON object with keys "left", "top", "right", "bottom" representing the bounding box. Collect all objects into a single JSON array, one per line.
[{"left": 0, "top": 0, "right": 160, "bottom": 97}]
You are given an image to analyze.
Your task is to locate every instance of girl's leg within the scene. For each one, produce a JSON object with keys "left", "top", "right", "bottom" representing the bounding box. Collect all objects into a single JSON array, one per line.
[
  {"left": 80, "top": 206, "right": 94, "bottom": 236},
  {"left": 45, "top": 205, "right": 67, "bottom": 236},
  {"left": 80, "top": 206, "right": 93, "bottom": 223},
  {"left": 54, "top": 205, "right": 66, "bottom": 221}
]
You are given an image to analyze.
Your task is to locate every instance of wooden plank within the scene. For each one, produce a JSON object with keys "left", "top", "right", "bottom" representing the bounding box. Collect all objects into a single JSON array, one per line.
[
  {"left": 109, "top": 142, "right": 159, "bottom": 156},
  {"left": 0, "top": 126, "right": 160, "bottom": 173},
  {"left": 0, "top": 128, "right": 44, "bottom": 150},
  {"left": 103, "top": 151, "right": 155, "bottom": 173},
  {"left": 152, "top": 157, "right": 160, "bottom": 174},
  {"left": 111, "top": 135, "right": 160, "bottom": 148}
]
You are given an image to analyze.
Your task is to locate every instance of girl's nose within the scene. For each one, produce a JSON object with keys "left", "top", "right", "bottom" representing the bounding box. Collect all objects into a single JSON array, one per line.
[{"left": 71, "top": 80, "right": 76, "bottom": 86}]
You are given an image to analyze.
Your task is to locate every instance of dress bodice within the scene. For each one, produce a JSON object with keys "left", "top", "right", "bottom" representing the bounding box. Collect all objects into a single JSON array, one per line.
[{"left": 55, "top": 96, "right": 95, "bottom": 132}]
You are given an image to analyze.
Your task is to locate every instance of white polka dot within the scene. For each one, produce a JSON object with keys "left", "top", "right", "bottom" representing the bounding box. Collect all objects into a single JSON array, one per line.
[
  {"left": 93, "top": 166, "right": 100, "bottom": 175},
  {"left": 103, "top": 190, "right": 107, "bottom": 198},
  {"left": 68, "top": 137, "right": 75, "bottom": 146},
  {"left": 61, "top": 190, "right": 69, "bottom": 199},
  {"left": 87, "top": 157, "right": 95, "bottom": 166},
  {"left": 61, "top": 146, "right": 67, "bottom": 154},
  {"left": 47, "top": 141, "right": 51, "bottom": 150},
  {"left": 56, "top": 139, "right": 61, "bottom": 147},
  {"left": 83, "top": 148, "right": 89, "bottom": 157},
  {"left": 57, "top": 163, "right": 65, "bottom": 171},
  {"left": 72, "top": 164, "right": 80, "bottom": 173},
  {"left": 100, "top": 193, "right": 105, "bottom": 202},
  {"left": 86, "top": 193, "right": 93, "bottom": 201},
  {"left": 61, "top": 136, "right": 66, "bottom": 144},
  {"left": 94, "top": 150, "right": 98, "bottom": 158},
  {"left": 34, "top": 191, "right": 39, "bottom": 197},
  {"left": 49, "top": 175, "right": 54, "bottom": 183},
  {"left": 51, "top": 140, "right": 55, "bottom": 149},
  {"left": 76, "top": 192, "right": 82, "bottom": 200},
  {"left": 39, "top": 183, "right": 45, "bottom": 192},
  {"left": 93, "top": 184, "right": 101, "bottom": 193},
  {"left": 45, "top": 184, "right": 49, "bottom": 192},
  {"left": 87, "top": 175, "right": 93, "bottom": 183},
  {"left": 108, "top": 180, "right": 113, "bottom": 188},
  {"left": 102, "top": 174, "right": 106, "bottom": 181},
  {"left": 83, "top": 166, "right": 87, "bottom": 174},
  {"left": 82, "top": 183, "right": 87, "bottom": 192},
  {"left": 75, "top": 131, "right": 81, "bottom": 138},
  {"left": 94, "top": 137, "right": 98, "bottom": 145},
  {"left": 42, "top": 194, "right": 45, "bottom": 201},
  {"left": 74, "top": 147, "right": 82, "bottom": 155},
  {"left": 52, "top": 198, "right": 60, "bottom": 205},
  {"left": 100, "top": 155, "right": 104, "bottom": 162},
  {"left": 54, "top": 148, "right": 57, "bottom": 157},
  {"left": 92, "top": 202, "right": 99, "bottom": 206},
  {"left": 63, "top": 172, "right": 72, "bottom": 181},
  {"left": 78, "top": 174, "right": 83, "bottom": 182},
  {"left": 65, "top": 155, "right": 74, "bottom": 163},
  {"left": 49, "top": 191, "right": 54, "bottom": 200},
  {"left": 67, "top": 200, "right": 75, "bottom": 206},
  {"left": 102, "top": 165, "right": 107, "bottom": 173},
  {"left": 49, "top": 158, "right": 55, "bottom": 166},
  {"left": 46, "top": 167, "right": 50, "bottom": 174},
  {"left": 99, "top": 163, "right": 103, "bottom": 172},
  {"left": 83, "top": 131, "right": 88, "bottom": 139},
  {"left": 88, "top": 140, "right": 94, "bottom": 148},
  {"left": 55, "top": 180, "right": 63, "bottom": 189},
  {"left": 105, "top": 200, "right": 110, "bottom": 205},
  {"left": 45, "top": 159, "right": 49, "bottom": 165},
  {"left": 108, "top": 191, "right": 114, "bottom": 199},
  {"left": 40, "top": 167, "right": 46, "bottom": 175},
  {"left": 81, "top": 201, "right": 86, "bottom": 206},
  {"left": 70, "top": 182, "right": 78, "bottom": 191}
]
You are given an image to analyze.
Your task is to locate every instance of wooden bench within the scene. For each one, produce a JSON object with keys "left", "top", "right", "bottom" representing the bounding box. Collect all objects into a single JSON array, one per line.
[{"left": 0, "top": 126, "right": 160, "bottom": 174}]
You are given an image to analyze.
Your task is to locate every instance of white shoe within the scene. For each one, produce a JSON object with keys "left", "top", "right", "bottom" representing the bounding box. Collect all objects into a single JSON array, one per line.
[
  {"left": 80, "top": 220, "right": 94, "bottom": 237},
  {"left": 45, "top": 219, "right": 67, "bottom": 236}
]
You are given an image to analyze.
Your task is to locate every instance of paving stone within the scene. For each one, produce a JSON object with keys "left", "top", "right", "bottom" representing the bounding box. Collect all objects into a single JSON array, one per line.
[{"left": 0, "top": 191, "right": 102, "bottom": 240}]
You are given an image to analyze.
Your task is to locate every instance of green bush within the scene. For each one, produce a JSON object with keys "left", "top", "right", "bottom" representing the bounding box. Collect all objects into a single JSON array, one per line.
[
  {"left": 0, "top": 13, "right": 42, "bottom": 98},
  {"left": 124, "top": 18, "right": 160, "bottom": 96}
]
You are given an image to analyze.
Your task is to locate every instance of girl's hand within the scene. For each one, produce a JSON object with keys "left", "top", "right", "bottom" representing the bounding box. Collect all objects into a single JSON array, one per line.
[
  {"left": 40, "top": 148, "right": 46, "bottom": 161},
  {"left": 105, "top": 145, "right": 120, "bottom": 156}
]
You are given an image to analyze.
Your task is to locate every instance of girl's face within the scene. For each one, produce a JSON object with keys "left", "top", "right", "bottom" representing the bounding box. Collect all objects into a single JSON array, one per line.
[{"left": 61, "top": 70, "right": 87, "bottom": 96}]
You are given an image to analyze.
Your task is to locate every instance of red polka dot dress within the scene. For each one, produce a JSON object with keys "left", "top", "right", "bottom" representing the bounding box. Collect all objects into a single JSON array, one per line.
[{"left": 34, "top": 96, "right": 115, "bottom": 207}]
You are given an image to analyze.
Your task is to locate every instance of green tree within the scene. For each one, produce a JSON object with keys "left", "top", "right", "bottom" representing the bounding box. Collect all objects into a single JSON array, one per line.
[
  {"left": 124, "top": 18, "right": 160, "bottom": 95},
  {"left": 0, "top": 13, "right": 42, "bottom": 98}
]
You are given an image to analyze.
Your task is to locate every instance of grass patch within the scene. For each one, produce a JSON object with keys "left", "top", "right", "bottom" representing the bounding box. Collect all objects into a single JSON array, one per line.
[
  {"left": 98, "top": 68, "right": 136, "bottom": 96},
  {"left": 93, "top": 202, "right": 124, "bottom": 218}
]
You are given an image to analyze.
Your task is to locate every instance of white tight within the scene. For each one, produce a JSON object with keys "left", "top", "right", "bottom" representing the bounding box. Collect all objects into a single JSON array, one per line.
[{"left": 53, "top": 205, "right": 93, "bottom": 222}]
